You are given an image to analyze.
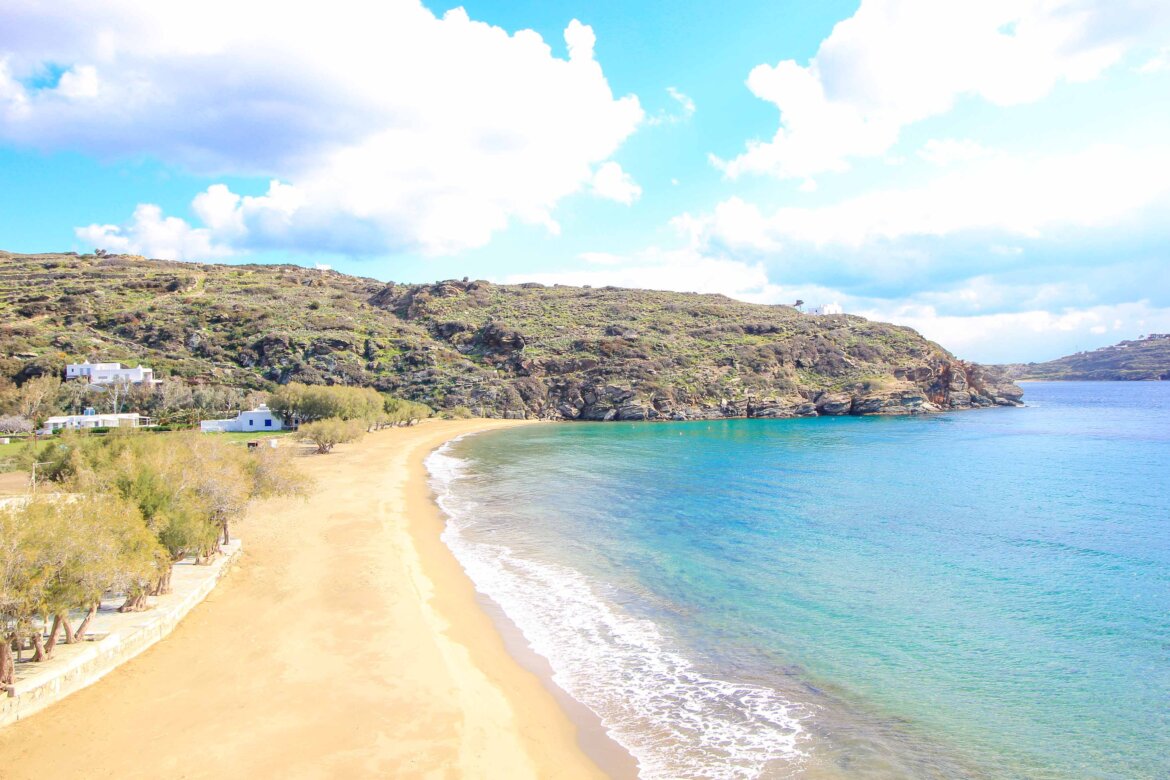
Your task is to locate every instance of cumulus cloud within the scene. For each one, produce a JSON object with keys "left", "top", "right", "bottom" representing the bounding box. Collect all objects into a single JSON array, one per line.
[
  {"left": 504, "top": 247, "right": 787, "bottom": 301},
  {"left": 917, "top": 138, "right": 992, "bottom": 166},
  {"left": 1, "top": 1, "right": 643, "bottom": 257},
  {"left": 590, "top": 162, "right": 643, "bottom": 204},
  {"left": 681, "top": 144, "right": 1170, "bottom": 265},
  {"left": 859, "top": 300, "right": 1170, "bottom": 363},
  {"left": 76, "top": 204, "right": 233, "bottom": 261},
  {"left": 715, "top": 0, "right": 1169, "bottom": 180}
]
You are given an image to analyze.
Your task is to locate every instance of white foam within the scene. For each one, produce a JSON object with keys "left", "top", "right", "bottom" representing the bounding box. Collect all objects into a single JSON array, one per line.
[{"left": 427, "top": 443, "right": 811, "bottom": 779}]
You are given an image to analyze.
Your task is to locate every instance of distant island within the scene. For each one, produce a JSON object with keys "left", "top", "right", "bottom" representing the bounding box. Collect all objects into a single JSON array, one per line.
[
  {"left": 0, "top": 250, "right": 1022, "bottom": 419},
  {"left": 995, "top": 335, "right": 1170, "bottom": 381}
]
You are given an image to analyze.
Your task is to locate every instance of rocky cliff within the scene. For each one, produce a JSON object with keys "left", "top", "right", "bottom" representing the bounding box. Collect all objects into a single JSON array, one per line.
[{"left": 0, "top": 251, "right": 1023, "bottom": 419}]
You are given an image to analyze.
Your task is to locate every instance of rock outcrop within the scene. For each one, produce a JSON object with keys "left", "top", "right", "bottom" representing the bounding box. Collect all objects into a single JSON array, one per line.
[{"left": 0, "top": 251, "right": 1024, "bottom": 420}]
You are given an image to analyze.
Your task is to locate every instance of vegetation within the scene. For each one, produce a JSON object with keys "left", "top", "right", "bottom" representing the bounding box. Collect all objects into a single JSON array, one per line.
[
  {"left": 996, "top": 334, "right": 1170, "bottom": 381},
  {"left": 296, "top": 418, "right": 366, "bottom": 454},
  {"left": 0, "top": 251, "right": 1019, "bottom": 419},
  {"left": 0, "top": 430, "right": 306, "bottom": 685}
]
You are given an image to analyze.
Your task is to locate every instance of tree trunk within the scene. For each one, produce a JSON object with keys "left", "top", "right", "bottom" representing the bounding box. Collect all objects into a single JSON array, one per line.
[
  {"left": 74, "top": 604, "right": 97, "bottom": 641},
  {"left": 45, "top": 615, "right": 63, "bottom": 656},
  {"left": 30, "top": 631, "right": 48, "bottom": 662},
  {"left": 1, "top": 638, "right": 14, "bottom": 687},
  {"left": 118, "top": 590, "right": 149, "bottom": 613},
  {"left": 63, "top": 615, "right": 76, "bottom": 644},
  {"left": 150, "top": 565, "right": 174, "bottom": 596},
  {"left": 221, "top": 520, "right": 231, "bottom": 546}
]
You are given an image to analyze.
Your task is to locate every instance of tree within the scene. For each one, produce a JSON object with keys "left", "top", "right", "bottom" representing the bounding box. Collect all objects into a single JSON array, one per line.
[
  {"left": 17, "top": 374, "right": 61, "bottom": 443},
  {"left": 103, "top": 377, "right": 134, "bottom": 414},
  {"left": 297, "top": 418, "right": 364, "bottom": 454},
  {"left": 0, "top": 415, "right": 32, "bottom": 435},
  {"left": 0, "top": 495, "right": 161, "bottom": 669}
]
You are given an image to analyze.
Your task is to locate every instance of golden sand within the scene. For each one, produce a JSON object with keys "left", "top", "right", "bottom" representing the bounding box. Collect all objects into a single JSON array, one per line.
[{"left": 0, "top": 420, "right": 607, "bottom": 779}]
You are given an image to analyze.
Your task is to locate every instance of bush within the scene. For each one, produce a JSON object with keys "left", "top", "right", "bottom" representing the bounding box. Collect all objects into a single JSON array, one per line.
[
  {"left": 296, "top": 418, "right": 365, "bottom": 454},
  {"left": 442, "top": 405, "right": 475, "bottom": 419}
]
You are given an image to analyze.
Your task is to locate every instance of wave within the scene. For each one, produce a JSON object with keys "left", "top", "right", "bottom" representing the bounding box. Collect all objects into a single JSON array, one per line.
[{"left": 427, "top": 442, "right": 810, "bottom": 780}]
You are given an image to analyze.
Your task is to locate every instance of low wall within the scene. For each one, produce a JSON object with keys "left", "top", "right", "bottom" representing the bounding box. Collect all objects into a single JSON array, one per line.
[{"left": 1, "top": 540, "right": 242, "bottom": 727}]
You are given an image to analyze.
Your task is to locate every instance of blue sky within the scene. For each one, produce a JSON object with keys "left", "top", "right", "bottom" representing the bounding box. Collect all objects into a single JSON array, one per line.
[{"left": 1, "top": 0, "right": 1168, "bottom": 362}]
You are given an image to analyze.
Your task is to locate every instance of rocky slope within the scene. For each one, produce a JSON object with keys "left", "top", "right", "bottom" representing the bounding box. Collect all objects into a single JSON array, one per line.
[
  {"left": 0, "top": 251, "right": 1023, "bottom": 419},
  {"left": 995, "top": 335, "right": 1170, "bottom": 381}
]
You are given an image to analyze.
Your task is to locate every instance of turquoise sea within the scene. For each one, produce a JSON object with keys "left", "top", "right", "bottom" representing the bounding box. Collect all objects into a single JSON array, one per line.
[{"left": 428, "top": 382, "right": 1170, "bottom": 779}]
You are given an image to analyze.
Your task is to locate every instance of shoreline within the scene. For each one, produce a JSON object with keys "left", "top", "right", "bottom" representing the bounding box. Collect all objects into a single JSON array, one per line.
[
  {"left": 0, "top": 420, "right": 613, "bottom": 778},
  {"left": 417, "top": 433, "right": 640, "bottom": 779}
]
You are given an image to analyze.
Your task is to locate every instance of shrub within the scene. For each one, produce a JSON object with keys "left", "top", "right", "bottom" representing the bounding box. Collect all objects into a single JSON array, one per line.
[{"left": 296, "top": 417, "right": 365, "bottom": 454}]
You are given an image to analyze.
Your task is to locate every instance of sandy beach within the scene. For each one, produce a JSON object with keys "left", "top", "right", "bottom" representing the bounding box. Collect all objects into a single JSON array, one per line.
[{"left": 0, "top": 420, "right": 608, "bottom": 779}]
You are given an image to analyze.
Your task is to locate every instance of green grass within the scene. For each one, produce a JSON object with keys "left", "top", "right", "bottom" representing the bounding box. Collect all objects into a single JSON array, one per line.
[{"left": 200, "top": 430, "right": 297, "bottom": 443}]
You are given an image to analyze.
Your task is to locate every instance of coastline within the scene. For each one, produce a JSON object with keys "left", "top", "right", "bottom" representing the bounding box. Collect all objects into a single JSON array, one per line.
[{"left": 0, "top": 419, "right": 609, "bottom": 779}]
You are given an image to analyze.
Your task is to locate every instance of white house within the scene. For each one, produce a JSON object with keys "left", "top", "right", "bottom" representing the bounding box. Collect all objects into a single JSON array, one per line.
[
  {"left": 66, "top": 360, "right": 158, "bottom": 385},
  {"left": 200, "top": 404, "right": 284, "bottom": 433},
  {"left": 41, "top": 407, "right": 151, "bottom": 434},
  {"left": 808, "top": 302, "right": 844, "bottom": 316}
]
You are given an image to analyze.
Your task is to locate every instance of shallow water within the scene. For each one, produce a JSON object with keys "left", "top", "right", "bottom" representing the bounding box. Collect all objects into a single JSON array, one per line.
[{"left": 429, "top": 382, "right": 1170, "bottom": 779}]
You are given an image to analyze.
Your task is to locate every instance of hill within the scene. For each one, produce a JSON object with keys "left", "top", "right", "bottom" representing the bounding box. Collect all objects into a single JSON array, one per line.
[
  {"left": 0, "top": 250, "right": 1022, "bottom": 419},
  {"left": 996, "top": 335, "right": 1170, "bottom": 381}
]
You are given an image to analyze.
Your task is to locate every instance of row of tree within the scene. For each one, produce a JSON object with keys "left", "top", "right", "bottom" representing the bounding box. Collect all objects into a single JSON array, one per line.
[
  {"left": 1, "top": 430, "right": 305, "bottom": 687},
  {"left": 268, "top": 382, "right": 431, "bottom": 430}
]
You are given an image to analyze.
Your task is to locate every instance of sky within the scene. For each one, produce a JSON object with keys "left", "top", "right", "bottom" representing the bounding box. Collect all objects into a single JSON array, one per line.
[{"left": 1, "top": 1, "right": 1169, "bottom": 363}]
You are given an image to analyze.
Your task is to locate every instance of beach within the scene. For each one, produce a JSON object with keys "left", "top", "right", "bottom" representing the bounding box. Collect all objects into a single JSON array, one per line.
[{"left": 0, "top": 419, "right": 607, "bottom": 779}]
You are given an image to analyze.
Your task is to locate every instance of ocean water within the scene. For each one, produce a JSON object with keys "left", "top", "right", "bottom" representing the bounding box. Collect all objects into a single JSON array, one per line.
[{"left": 427, "top": 382, "right": 1170, "bottom": 779}]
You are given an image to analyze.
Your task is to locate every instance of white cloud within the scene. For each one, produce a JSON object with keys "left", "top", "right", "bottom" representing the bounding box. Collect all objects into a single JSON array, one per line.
[
  {"left": 859, "top": 300, "right": 1170, "bottom": 363},
  {"left": 0, "top": 2, "right": 643, "bottom": 257},
  {"left": 683, "top": 144, "right": 1170, "bottom": 257},
  {"left": 1138, "top": 47, "right": 1170, "bottom": 73},
  {"left": 504, "top": 247, "right": 787, "bottom": 301},
  {"left": 715, "top": 0, "right": 1168, "bottom": 180},
  {"left": 55, "top": 65, "right": 99, "bottom": 99},
  {"left": 590, "top": 161, "right": 642, "bottom": 204},
  {"left": 76, "top": 204, "right": 233, "bottom": 260},
  {"left": 647, "top": 86, "right": 696, "bottom": 126},
  {"left": 917, "top": 138, "right": 992, "bottom": 166}
]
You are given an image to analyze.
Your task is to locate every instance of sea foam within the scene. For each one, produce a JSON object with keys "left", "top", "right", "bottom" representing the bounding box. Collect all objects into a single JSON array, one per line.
[{"left": 427, "top": 442, "right": 809, "bottom": 780}]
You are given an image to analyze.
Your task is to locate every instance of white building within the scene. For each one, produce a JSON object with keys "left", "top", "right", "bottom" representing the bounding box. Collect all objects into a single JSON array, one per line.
[
  {"left": 200, "top": 404, "right": 284, "bottom": 433},
  {"left": 66, "top": 360, "right": 157, "bottom": 385},
  {"left": 808, "top": 302, "right": 844, "bottom": 315},
  {"left": 41, "top": 407, "right": 151, "bottom": 434}
]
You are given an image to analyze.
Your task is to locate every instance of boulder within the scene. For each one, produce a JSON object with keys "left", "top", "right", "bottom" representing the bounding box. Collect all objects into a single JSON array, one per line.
[
  {"left": 615, "top": 404, "right": 647, "bottom": 421},
  {"left": 816, "top": 393, "right": 853, "bottom": 415}
]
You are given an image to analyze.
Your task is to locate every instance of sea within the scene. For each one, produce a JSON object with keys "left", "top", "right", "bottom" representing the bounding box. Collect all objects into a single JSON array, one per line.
[{"left": 426, "top": 381, "right": 1169, "bottom": 779}]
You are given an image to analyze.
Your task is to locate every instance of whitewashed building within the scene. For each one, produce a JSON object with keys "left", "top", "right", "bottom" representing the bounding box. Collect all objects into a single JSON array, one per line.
[
  {"left": 41, "top": 407, "right": 151, "bottom": 434},
  {"left": 200, "top": 404, "right": 284, "bottom": 433},
  {"left": 66, "top": 360, "right": 158, "bottom": 385},
  {"left": 808, "top": 303, "right": 844, "bottom": 315}
]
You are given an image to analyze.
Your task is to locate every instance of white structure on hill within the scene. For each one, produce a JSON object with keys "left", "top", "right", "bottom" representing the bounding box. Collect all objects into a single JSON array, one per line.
[
  {"left": 808, "top": 302, "right": 844, "bottom": 315},
  {"left": 200, "top": 404, "right": 284, "bottom": 433},
  {"left": 66, "top": 360, "right": 158, "bottom": 385},
  {"left": 41, "top": 407, "right": 151, "bottom": 434}
]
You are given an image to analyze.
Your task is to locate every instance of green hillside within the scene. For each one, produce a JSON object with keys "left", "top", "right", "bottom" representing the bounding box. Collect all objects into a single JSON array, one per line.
[
  {"left": 997, "top": 335, "right": 1170, "bottom": 381},
  {"left": 0, "top": 251, "right": 1023, "bottom": 419}
]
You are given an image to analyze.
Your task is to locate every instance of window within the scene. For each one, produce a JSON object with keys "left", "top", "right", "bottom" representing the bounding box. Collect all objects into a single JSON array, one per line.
[
  {"left": 265, "top": 419, "right": 273, "bottom": 427},
  {"left": 249, "top": 419, "right": 254, "bottom": 426}
]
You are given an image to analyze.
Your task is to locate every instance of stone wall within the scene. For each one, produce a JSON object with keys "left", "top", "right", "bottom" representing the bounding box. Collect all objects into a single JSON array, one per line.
[{"left": 1, "top": 541, "right": 241, "bottom": 727}]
